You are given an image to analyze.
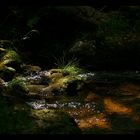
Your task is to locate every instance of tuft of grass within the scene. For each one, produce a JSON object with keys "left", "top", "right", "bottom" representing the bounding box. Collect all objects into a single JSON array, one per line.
[
  {"left": 54, "top": 53, "right": 83, "bottom": 76},
  {"left": 63, "top": 61, "right": 83, "bottom": 76}
]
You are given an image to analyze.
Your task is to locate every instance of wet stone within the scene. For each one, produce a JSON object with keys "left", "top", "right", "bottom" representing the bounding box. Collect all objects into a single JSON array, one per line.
[
  {"left": 25, "top": 71, "right": 50, "bottom": 85},
  {"left": 26, "top": 99, "right": 46, "bottom": 109},
  {"left": 25, "top": 99, "right": 101, "bottom": 114}
]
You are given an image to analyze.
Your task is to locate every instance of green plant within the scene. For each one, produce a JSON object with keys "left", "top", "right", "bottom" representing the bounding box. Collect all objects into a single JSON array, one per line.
[
  {"left": 2, "top": 49, "right": 21, "bottom": 63},
  {"left": 54, "top": 53, "right": 83, "bottom": 76},
  {"left": 7, "top": 77, "right": 29, "bottom": 97}
]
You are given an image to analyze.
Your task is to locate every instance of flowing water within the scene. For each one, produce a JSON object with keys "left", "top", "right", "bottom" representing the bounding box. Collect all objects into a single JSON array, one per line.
[{"left": 24, "top": 71, "right": 140, "bottom": 133}]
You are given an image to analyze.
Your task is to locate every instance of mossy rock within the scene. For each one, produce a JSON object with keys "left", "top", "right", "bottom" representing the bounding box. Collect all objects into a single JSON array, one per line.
[
  {"left": 1, "top": 50, "right": 21, "bottom": 66},
  {"left": 30, "top": 109, "right": 81, "bottom": 134},
  {"left": 21, "top": 64, "right": 41, "bottom": 75},
  {"left": 47, "top": 69, "right": 69, "bottom": 83},
  {"left": 0, "top": 49, "right": 22, "bottom": 81},
  {"left": 0, "top": 96, "right": 81, "bottom": 134},
  {"left": 4, "top": 78, "right": 29, "bottom": 98},
  {"left": 54, "top": 75, "right": 84, "bottom": 96}
]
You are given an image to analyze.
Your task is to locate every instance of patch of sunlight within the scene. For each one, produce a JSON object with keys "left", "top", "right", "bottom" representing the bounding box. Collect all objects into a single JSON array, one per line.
[
  {"left": 2, "top": 50, "right": 21, "bottom": 62},
  {"left": 57, "top": 77, "right": 69, "bottom": 85},
  {"left": 31, "top": 109, "right": 55, "bottom": 119},
  {"left": 6, "top": 67, "right": 16, "bottom": 72},
  {"left": 119, "top": 83, "right": 140, "bottom": 95},
  {"left": 104, "top": 98, "right": 132, "bottom": 114},
  {"left": 1, "top": 59, "right": 12, "bottom": 65},
  {"left": 85, "top": 92, "right": 100, "bottom": 102},
  {"left": 78, "top": 114, "right": 111, "bottom": 130},
  {"left": 56, "top": 76, "right": 81, "bottom": 88}
]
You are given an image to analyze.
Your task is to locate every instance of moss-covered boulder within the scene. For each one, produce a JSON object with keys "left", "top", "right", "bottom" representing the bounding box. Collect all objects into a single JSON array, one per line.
[
  {"left": 0, "top": 96, "right": 81, "bottom": 134},
  {"left": 26, "top": 67, "right": 85, "bottom": 99},
  {"left": 30, "top": 109, "right": 81, "bottom": 134},
  {"left": 39, "top": 75, "right": 84, "bottom": 97},
  {"left": 47, "top": 69, "right": 68, "bottom": 83},
  {"left": 1, "top": 50, "right": 21, "bottom": 64},
  {"left": 4, "top": 77, "right": 29, "bottom": 98},
  {"left": 0, "top": 48, "right": 22, "bottom": 81}
]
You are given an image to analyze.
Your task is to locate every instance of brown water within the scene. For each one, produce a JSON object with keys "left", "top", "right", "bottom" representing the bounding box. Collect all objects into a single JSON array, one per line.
[{"left": 26, "top": 71, "right": 140, "bottom": 134}]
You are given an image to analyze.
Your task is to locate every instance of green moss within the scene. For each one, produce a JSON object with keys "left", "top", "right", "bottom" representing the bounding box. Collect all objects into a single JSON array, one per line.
[
  {"left": 0, "top": 49, "right": 22, "bottom": 80},
  {"left": 0, "top": 47, "right": 6, "bottom": 53},
  {"left": 0, "top": 96, "right": 37, "bottom": 134},
  {"left": 31, "top": 109, "right": 81, "bottom": 134},
  {"left": 0, "top": 96, "right": 81, "bottom": 134},
  {"left": 6, "top": 78, "right": 29, "bottom": 97},
  {"left": 1, "top": 50, "right": 21, "bottom": 63}
]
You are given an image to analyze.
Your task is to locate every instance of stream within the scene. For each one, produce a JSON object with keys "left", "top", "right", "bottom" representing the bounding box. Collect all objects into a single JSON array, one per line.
[{"left": 17, "top": 71, "right": 140, "bottom": 133}]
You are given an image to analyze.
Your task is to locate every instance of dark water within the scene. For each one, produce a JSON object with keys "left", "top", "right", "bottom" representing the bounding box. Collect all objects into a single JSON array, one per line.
[{"left": 25, "top": 71, "right": 140, "bottom": 134}]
